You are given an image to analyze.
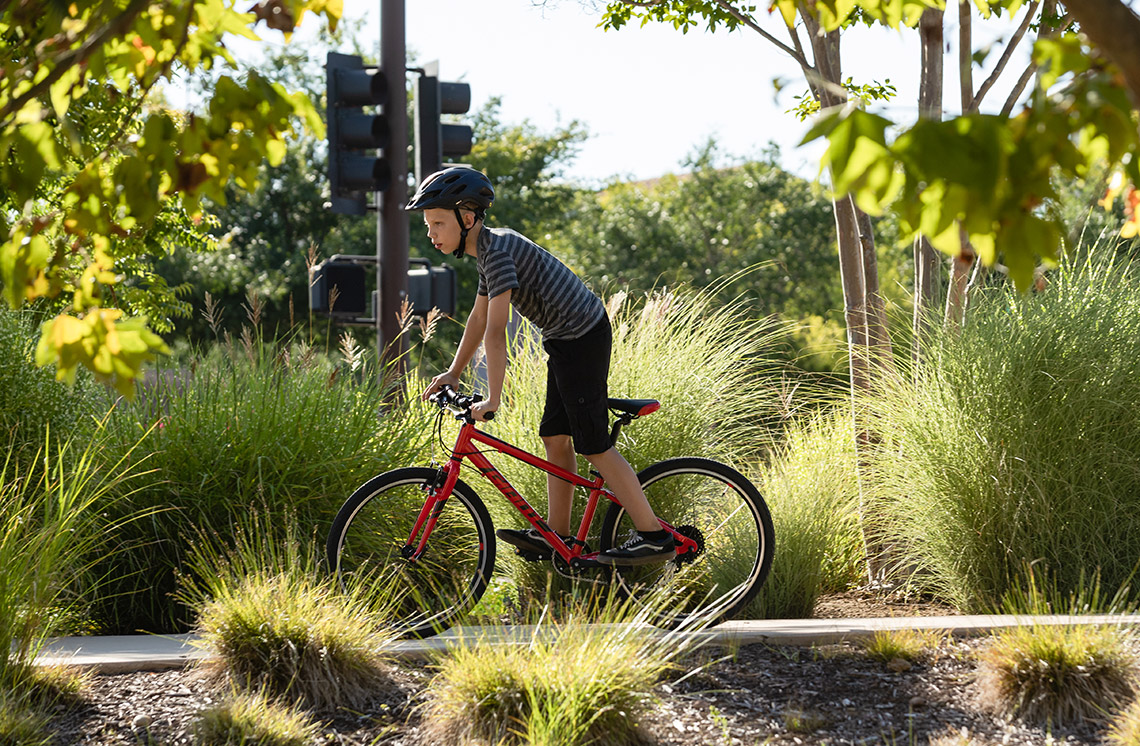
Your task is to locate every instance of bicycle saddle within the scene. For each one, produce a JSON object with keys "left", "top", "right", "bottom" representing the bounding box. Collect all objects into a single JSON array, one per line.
[{"left": 607, "top": 398, "right": 660, "bottom": 417}]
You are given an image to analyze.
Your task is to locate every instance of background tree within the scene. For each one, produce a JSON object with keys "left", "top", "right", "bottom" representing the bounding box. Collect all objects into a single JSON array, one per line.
[{"left": 554, "top": 140, "right": 870, "bottom": 318}]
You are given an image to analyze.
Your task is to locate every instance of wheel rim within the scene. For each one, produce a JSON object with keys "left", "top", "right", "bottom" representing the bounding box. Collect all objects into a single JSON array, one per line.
[
  {"left": 609, "top": 466, "right": 765, "bottom": 623},
  {"left": 334, "top": 477, "right": 489, "bottom": 635}
]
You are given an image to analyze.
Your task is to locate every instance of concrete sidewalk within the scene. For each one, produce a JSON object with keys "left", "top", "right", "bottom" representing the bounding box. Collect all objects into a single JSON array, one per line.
[{"left": 33, "top": 613, "right": 1140, "bottom": 674}]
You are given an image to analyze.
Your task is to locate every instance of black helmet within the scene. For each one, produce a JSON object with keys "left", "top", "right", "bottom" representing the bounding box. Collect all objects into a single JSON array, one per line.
[
  {"left": 405, "top": 167, "right": 494, "bottom": 214},
  {"left": 406, "top": 167, "right": 494, "bottom": 259}
]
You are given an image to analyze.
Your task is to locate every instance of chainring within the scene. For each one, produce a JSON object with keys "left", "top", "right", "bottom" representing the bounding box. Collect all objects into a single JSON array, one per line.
[{"left": 672, "top": 524, "right": 705, "bottom": 567}]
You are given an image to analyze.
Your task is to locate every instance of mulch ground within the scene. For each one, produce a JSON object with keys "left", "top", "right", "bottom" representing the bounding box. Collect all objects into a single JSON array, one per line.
[{"left": 44, "top": 591, "right": 1120, "bottom": 745}]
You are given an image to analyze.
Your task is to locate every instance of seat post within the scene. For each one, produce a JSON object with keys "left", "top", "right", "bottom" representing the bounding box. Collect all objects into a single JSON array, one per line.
[{"left": 609, "top": 414, "right": 633, "bottom": 449}]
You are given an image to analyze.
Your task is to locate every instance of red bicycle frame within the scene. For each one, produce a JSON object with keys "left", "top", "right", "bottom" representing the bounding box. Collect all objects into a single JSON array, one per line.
[{"left": 403, "top": 417, "right": 696, "bottom": 566}]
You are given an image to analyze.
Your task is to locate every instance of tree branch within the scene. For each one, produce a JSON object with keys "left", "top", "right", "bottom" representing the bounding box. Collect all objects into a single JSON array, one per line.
[
  {"left": 711, "top": 0, "right": 808, "bottom": 66},
  {"left": 0, "top": 0, "right": 152, "bottom": 128},
  {"left": 967, "top": 0, "right": 1039, "bottom": 113},
  {"left": 1000, "top": 61, "right": 1036, "bottom": 116}
]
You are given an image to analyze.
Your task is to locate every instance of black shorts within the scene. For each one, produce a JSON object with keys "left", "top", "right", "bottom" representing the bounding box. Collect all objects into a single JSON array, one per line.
[{"left": 538, "top": 317, "right": 612, "bottom": 455}]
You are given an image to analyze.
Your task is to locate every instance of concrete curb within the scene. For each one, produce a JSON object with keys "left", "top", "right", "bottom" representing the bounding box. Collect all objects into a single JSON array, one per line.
[{"left": 32, "top": 614, "right": 1140, "bottom": 674}]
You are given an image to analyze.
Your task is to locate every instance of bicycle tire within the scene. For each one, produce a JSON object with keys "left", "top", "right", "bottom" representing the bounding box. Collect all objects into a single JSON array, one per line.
[
  {"left": 599, "top": 457, "right": 774, "bottom": 628},
  {"left": 326, "top": 467, "right": 496, "bottom": 638}
]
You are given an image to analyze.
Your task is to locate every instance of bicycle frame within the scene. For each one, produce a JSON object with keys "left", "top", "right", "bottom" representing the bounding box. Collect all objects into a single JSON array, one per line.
[{"left": 405, "top": 417, "right": 692, "bottom": 567}]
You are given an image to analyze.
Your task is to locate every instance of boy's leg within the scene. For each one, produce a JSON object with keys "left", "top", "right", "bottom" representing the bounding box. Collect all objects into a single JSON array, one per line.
[
  {"left": 582, "top": 447, "right": 659, "bottom": 533},
  {"left": 542, "top": 433, "right": 576, "bottom": 535}
]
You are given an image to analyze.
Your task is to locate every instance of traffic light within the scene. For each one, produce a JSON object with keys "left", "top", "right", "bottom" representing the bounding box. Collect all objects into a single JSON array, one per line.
[
  {"left": 412, "top": 61, "right": 473, "bottom": 184},
  {"left": 326, "top": 51, "right": 389, "bottom": 215}
]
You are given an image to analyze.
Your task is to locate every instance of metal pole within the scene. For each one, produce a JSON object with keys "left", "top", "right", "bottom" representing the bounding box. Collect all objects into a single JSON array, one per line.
[{"left": 378, "top": 0, "right": 409, "bottom": 367}]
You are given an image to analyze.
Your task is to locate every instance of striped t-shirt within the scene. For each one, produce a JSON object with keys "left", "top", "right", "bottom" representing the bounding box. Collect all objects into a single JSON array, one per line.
[{"left": 476, "top": 227, "right": 605, "bottom": 341}]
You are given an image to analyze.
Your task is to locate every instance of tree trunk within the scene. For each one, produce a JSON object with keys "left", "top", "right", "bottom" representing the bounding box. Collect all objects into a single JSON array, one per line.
[
  {"left": 914, "top": 5, "right": 945, "bottom": 354},
  {"left": 944, "top": 232, "right": 976, "bottom": 327}
]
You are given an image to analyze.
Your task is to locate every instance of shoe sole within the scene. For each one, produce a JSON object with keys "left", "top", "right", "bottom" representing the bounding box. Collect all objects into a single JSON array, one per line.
[
  {"left": 596, "top": 550, "right": 677, "bottom": 567},
  {"left": 495, "top": 529, "right": 553, "bottom": 559}
]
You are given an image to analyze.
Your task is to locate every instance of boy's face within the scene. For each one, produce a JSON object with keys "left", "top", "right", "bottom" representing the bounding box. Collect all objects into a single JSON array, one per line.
[{"left": 422, "top": 208, "right": 474, "bottom": 255}]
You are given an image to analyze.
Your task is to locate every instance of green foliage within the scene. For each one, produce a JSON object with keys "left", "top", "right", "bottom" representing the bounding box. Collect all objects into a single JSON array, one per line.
[
  {"left": 0, "top": 306, "right": 99, "bottom": 461},
  {"left": 0, "top": 0, "right": 338, "bottom": 392},
  {"left": 866, "top": 248, "right": 1140, "bottom": 610},
  {"left": 88, "top": 329, "right": 435, "bottom": 632},
  {"left": 976, "top": 624, "right": 1138, "bottom": 726},
  {"left": 804, "top": 31, "right": 1140, "bottom": 290},
  {"left": 554, "top": 142, "right": 862, "bottom": 324},
  {"left": 750, "top": 406, "right": 864, "bottom": 619}
]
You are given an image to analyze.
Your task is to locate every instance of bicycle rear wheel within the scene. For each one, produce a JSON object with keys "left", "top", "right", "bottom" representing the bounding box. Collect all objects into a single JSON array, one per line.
[
  {"left": 599, "top": 457, "right": 774, "bottom": 628},
  {"left": 326, "top": 467, "right": 496, "bottom": 638}
]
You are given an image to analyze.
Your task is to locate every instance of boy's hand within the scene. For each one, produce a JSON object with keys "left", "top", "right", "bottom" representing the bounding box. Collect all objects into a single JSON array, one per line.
[
  {"left": 422, "top": 372, "right": 460, "bottom": 402},
  {"left": 471, "top": 398, "right": 499, "bottom": 422}
]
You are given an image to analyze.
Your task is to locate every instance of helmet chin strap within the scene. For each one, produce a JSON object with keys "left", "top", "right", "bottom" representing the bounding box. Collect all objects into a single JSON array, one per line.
[{"left": 452, "top": 208, "right": 468, "bottom": 258}]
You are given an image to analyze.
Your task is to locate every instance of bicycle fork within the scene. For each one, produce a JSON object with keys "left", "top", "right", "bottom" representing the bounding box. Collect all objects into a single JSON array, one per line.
[{"left": 401, "top": 462, "right": 460, "bottom": 561}]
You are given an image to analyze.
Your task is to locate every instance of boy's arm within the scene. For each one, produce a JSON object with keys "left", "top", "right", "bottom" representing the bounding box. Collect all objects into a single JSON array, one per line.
[
  {"left": 422, "top": 293, "right": 488, "bottom": 401},
  {"left": 472, "top": 290, "right": 511, "bottom": 420}
]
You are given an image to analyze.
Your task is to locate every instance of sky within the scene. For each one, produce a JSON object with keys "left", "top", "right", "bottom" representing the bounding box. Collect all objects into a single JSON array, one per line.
[{"left": 238, "top": 1, "right": 1053, "bottom": 185}]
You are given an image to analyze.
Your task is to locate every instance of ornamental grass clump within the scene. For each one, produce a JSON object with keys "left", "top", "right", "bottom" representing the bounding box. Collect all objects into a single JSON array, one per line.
[
  {"left": 91, "top": 322, "right": 436, "bottom": 633},
  {"left": 0, "top": 432, "right": 143, "bottom": 688},
  {"left": 975, "top": 623, "right": 1138, "bottom": 726},
  {"left": 865, "top": 249, "right": 1140, "bottom": 609},
  {"left": 0, "top": 693, "right": 52, "bottom": 746},
  {"left": 193, "top": 690, "right": 319, "bottom": 746},
  {"left": 422, "top": 596, "right": 707, "bottom": 746},
  {"left": 183, "top": 515, "right": 400, "bottom": 712},
  {"left": 749, "top": 404, "right": 863, "bottom": 619},
  {"left": 1108, "top": 698, "right": 1140, "bottom": 745},
  {"left": 861, "top": 628, "right": 947, "bottom": 664}
]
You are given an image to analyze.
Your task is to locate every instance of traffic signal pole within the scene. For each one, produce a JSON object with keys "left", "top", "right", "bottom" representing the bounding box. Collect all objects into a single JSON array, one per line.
[{"left": 378, "top": 0, "right": 408, "bottom": 365}]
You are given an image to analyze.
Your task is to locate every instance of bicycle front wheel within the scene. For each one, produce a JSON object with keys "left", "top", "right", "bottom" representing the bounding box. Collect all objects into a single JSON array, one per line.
[
  {"left": 326, "top": 467, "right": 496, "bottom": 638},
  {"left": 599, "top": 457, "right": 774, "bottom": 628}
]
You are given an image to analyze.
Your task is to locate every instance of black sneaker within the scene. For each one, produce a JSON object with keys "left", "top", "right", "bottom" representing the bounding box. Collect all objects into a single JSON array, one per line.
[
  {"left": 597, "top": 533, "right": 676, "bottom": 566},
  {"left": 496, "top": 528, "right": 562, "bottom": 560}
]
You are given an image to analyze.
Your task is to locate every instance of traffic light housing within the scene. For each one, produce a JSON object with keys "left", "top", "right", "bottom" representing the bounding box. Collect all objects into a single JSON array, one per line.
[
  {"left": 413, "top": 61, "right": 473, "bottom": 183},
  {"left": 326, "top": 51, "right": 389, "bottom": 215}
]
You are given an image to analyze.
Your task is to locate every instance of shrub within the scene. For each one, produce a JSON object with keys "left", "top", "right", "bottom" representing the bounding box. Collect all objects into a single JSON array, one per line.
[
  {"left": 975, "top": 624, "right": 1138, "bottom": 726},
  {"left": 867, "top": 250, "right": 1140, "bottom": 609},
  {"left": 90, "top": 332, "right": 436, "bottom": 632}
]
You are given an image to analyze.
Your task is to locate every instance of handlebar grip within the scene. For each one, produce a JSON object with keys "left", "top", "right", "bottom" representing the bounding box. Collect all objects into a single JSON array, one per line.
[{"left": 483, "top": 411, "right": 495, "bottom": 421}]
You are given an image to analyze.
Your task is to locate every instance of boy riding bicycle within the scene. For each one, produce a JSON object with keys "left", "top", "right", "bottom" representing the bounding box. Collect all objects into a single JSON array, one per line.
[{"left": 409, "top": 166, "right": 674, "bottom": 566}]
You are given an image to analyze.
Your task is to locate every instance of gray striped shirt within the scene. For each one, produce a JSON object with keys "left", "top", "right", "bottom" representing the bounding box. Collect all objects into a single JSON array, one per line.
[{"left": 476, "top": 227, "right": 605, "bottom": 341}]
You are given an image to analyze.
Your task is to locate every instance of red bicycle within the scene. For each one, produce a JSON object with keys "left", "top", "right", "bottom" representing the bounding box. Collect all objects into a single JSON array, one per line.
[{"left": 326, "top": 385, "right": 775, "bottom": 638}]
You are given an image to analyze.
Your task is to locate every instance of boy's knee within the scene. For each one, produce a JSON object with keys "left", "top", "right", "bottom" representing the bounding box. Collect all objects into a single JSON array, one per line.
[{"left": 542, "top": 433, "right": 574, "bottom": 453}]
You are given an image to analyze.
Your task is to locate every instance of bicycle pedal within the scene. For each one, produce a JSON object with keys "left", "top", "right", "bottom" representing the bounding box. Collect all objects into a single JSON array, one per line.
[{"left": 515, "top": 550, "right": 548, "bottom": 562}]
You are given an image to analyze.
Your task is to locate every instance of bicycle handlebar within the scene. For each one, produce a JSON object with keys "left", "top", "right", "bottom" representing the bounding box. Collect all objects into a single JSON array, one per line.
[{"left": 429, "top": 385, "right": 495, "bottom": 422}]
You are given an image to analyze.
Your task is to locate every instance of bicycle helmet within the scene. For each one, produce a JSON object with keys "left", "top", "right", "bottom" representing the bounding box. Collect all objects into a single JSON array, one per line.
[{"left": 406, "top": 167, "right": 495, "bottom": 258}]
